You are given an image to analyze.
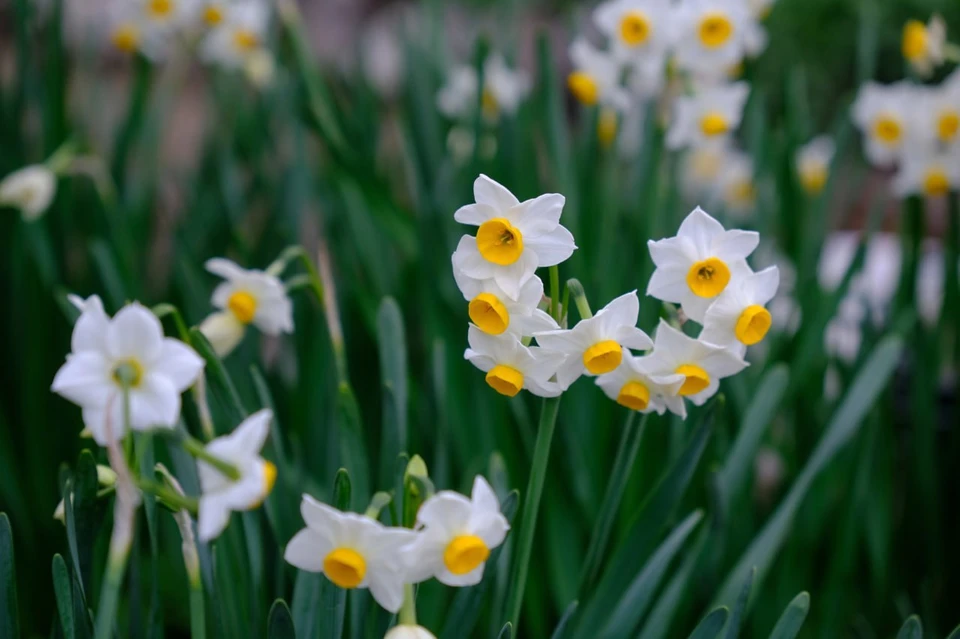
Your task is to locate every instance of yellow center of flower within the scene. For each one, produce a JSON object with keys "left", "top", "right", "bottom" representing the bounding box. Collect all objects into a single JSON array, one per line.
[
  {"left": 148, "top": 0, "right": 174, "bottom": 18},
  {"left": 323, "top": 548, "right": 366, "bottom": 588},
  {"left": 443, "top": 535, "right": 490, "bottom": 575},
  {"left": 923, "top": 169, "right": 950, "bottom": 196},
  {"left": 233, "top": 29, "right": 259, "bottom": 52},
  {"left": 485, "top": 365, "right": 524, "bottom": 397},
  {"left": 686, "top": 258, "right": 731, "bottom": 298},
  {"left": 873, "top": 116, "right": 901, "bottom": 144},
  {"left": 469, "top": 293, "right": 510, "bottom": 335},
  {"left": 938, "top": 111, "right": 959, "bottom": 142},
  {"left": 620, "top": 11, "right": 652, "bottom": 46},
  {"left": 111, "top": 25, "right": 140, "bottom": 52},
  {"left": 698, "top": 13, "right": 734, "bottom": 48},
  {"left": 902, "top": 20, "right": 927, "bottom": 61},
  {"left": 617, "top": 381, "right": 650, "bottom": 411},
  {"left": 727, "top": 180, "right": 756, "bottom": 206},
  {"left": 735, "top": 305, "right": 772, "bottom": 345},
  {"left": 598, "top": 108, "right": 618, "bottom": 147},
  {"left": 568, "top": 72, "right": 599, "bottom": 106},
  {"left": 112, "top": 359, "right": 143, "bottom": 388},
  {"left": 583, "top": 340, "right": 623, "bottom": 375},
  {"left": 481, "top": 88, "right": 499, "bottom": 120},
  {"left": 250, "top": 461, "right": 278, "bottom": 509},
  {"left": 675, "top": 364, "right": 710, "bottom": 396},
  {"left": 476, "top": 218, "right": 524, "bottom": 265},
  {"left": 227, "top": 291, "right": 258, "bottom": 324},
  {"left": 700, "top": 112, "right": 729, "bottom": 136},
  {"left": 800, "top": 165, "right": 828, "bottom": 194},
  {"left": 203, "top": 4, "right": 224, "bottom": 25}
]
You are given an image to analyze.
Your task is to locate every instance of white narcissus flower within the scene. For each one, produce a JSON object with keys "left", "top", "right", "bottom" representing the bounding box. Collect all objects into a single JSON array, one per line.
[
  {"left": 567, "top": 38, "right": 631, "bottom": 111},
  {"left": 681, "top": 139, "right": 730, "bottom": 200},
  {"left": 902, "top": 15, "right": 946, "bottom": 78},
  {"left": 626, "top": 53, "right": 668, "bottom": 101},
  {"left": 0, "top": 165, "right": 56, "bottom": 221},
  {"left": 199, "top": 0, "right": 269, "bottom": 69},
  {"left": 437, "top": 55, "right": 530, "bottom": 122},
  {"left": 51, "top": 296, "right": 204, "bottom": 445},
  {"left": 918, "top": 69, "right": 960, "bottom": 148},
  {"left": 595, "top": 355, "right": 685, "bottom": 416},
  {"left": 534, "top": 291, "right": 653, "bottom": 389},
  {"left": 108, "top": 0, "right": 193, "bottom": 60},
  {"left": 646, "top": 207, "right": 759, "bottom": 323},
  {"left": 700, "top": 266, "right": 780, "bottom": 352},
  {"left": 284, "top": 497, "right": 416, "bottom": 613},
  {"left": 795, "top": 135, "right": 835, "bottom": 195},
  {"left": 464, "top": 327, "right": 565, "bottom": 398},
  {"left": 199, "top": 258, "right": 294, "bottom": 357},
  {"left": 197, "top": 409, "right": 277, "bottom": 541},
  {"left": 641, "top": 319, "right": 748, "bottom": 405},
  {"left": 714, "top": 148, "right": 755, "bottom": 218},
  {"left": 403, "top": 476, "right": 510, "bottom": 587},
  {"left": 893, "top": 146, "right": 960, "bottom": 198},
  {"left": 385, "top": 626, "right": 437, "bottom": 639},
  {"left": 851, "top": 81, "right": 913, "bottom": 167},
  {"left": 666, "top": 82, "right": 749, "bottom": 150},
  {"left": 671, "top": 0, "right": 753, "bottom": 78},
  {"left": 593, "top": 0, "right": 675, "bottom": 60},
  {"left": 451, "top": 175, "right": 576, "bottom": 300},
  {"left": 453, "top": 270, "right": 558, "bottom": 337}
]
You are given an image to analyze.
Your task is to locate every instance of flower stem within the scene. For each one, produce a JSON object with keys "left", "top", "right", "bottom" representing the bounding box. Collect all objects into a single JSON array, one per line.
[
  {"left": 398, "top": 584, "right": 418, "bottom": 625},
  {"left": 506, "top": 394, "right": 562, "bottom": 630},
  {"left": 549, "top": 266, "right": 561, "bottom": 322},
  {"left": 179, "top": 434, "right": 241, "bottom": 481},
  {"left": 137, "top": 478, "right": 199, "bottom": 515},
  {"left": 566, "top": 278, "right": 592, "bottom": 320}
]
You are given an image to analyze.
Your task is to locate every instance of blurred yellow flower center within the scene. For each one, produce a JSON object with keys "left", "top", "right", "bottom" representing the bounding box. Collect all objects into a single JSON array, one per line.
[
  {"left": 476, "top": 218, "right": 524, "bottom": 265},
  {"left": 568, "top": 72, "right": 599, "bottom": 106},
  {"left": 620, "top": 11, "right": 652, "bottom": 46},
  {"left": 938, "top": 112, "right": 959, "bottom": 142},
  {"left": 923, "top": 169, "right": 950, "bottom": 196},
  {"left": 481, "top": 88, "right": 499, "bottom": 120},
  {"left": 735, "top": 305, "right": 772, "bottom": 345},
  {"left": 583, "top": 340, "right": 623, "bottom": 375},
  {"left": 700, "top": 112, "right": 729, "bottom": 136},
  {"left": 148, "top": 0, "right": 174, "bottom": 18},
  {"left": 112, "top": 359, "right": 143, "bottom": 388},
  {"left": 486, "top": 365, "right": 524, "bottom": 397},
  {"left": 698, "top": 13, "right": 734, "bottom": 48},
  {"left": 800, "top": 165, "right": 828, "bottom": 194},
  {"left": 323, "top": 548, "right": 366, "bottom": 588},
  {"left": 873, "top": 116, "right": 901, "bottom": 144},
  {"left": 203, "top": 4, "right": 224, "bottom": 25},
  {"left": 727, "top": 180, "right": 755, "bottom": 206},
  {"left": 598, "top": 108, "right": 618, "bottom": 147},
  {"left": 469, "top": 293, "right": 510, "bottom": 335},
  {"left": 249, "top": 461, "right": 277, "bottom": 508},
  {"left": 617, "top": 381, "right": 650, "bottom": 411},
  {"left": 691, "top": 148, "right": 723, "bottom": 181},
  {"left": 228, "top": 291, "right": 258, "bottom": 324},
  {"left": 443, "top": 535, "right": 490, "bottom": 575},
  {"left": 111, "top": 25, "right": 140, "bottom": 52},
  {"left": 686, "top": 257, "right": 730, "bottom": 298},
  {"left": 675, "top": 364, "right": 710, "bottom": 396},
  {"left": 233, "top": 29, "right": 259, "bottom": 52},
  {"left": 901, "top": 20, "right": 927, "bottom": 60}
]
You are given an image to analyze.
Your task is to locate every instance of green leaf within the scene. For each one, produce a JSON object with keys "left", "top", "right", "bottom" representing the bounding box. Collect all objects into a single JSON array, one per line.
[
  {"left": 635, "top": 528, "right": 709, "bottom": 639},
  {"left": 268, "top": 600, "right": 296, "bottom": 639},
  {"left": 377, "top": 297, "right": 408, "bottom": 487},
  {"left": 723, "top": 567, "right": 754, "bottom": 639},
  {"left": 498, "top": 623, "right": 513, "bottom": 639},
  {"left": 189, "top": 328, "right": 248, "bottom": 429},
  {"left": 768, "top": 592, "right": 809, "bottom": 639},
  {"left": 896, "top": 616, "right": 923, "bottom": 639},
  {"left": 688, "top": 608, "right": 729, "bottom": 639},
  {"left": 945, "top": 622, "right": 960, "bottom": 639},
  {"left": 64, "top": 450, "right": 100, "bottom": 599},
  {"left": 53, "top": 554, "right": 75, "bottom": 639},
  {"left": 550, "top": 601, "right": 578, "bottom": 639},
  {"left": 0, "top": 513, "right": 19, "bottom": 639}
]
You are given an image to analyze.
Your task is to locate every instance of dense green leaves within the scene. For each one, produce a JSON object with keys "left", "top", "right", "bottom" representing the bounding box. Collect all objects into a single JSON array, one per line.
[
  {"left": 268, "top": 599, "right": 297, "bottom": 639},
  {"left": 768, "top": 592, "right": 809, "bottom": 639},
  {"left": 0, "top": 513, "right": 19, "bottom": 639}
]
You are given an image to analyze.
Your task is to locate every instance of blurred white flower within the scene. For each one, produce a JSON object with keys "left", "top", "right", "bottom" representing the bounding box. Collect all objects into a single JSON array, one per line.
[
  {"left": 534, "top": 291, "right": 653, "bottom": 389},
  {"left": 437, "top": 55, "right": 530, "bottom": 122},
  {"left": 700, "top": 266, "right": 780, "bottom": 352},
  {"left": 714, "top": 147, "right": 756, "bottom": 217},
  {"left": 596, "top": 354, "right": 685, "bottom": 415},
  {"left": 672, "top": 0, "right": 755, "bottom": 78},
  {"left": 852, "top": 81, "right": 913, "bottom": 167},
  {"left": 453, "top": 270, "right": 557, "bottom": 337},
  {"left": 893, "top": 146, "right": 960, "bottom": 198},
  {"left": 666, "top": 82, "right": 749, "bottom": 150},
  {"left": 917, "top": 243, "right": 946, "bottom": 327},
  {"left": 107, "top": 0, "right": 194, "bottom": 60},
  {"left": 464, "top": 327, "right": 565, "bottom": 398},
  {"left": 284, "top": 497, "right": 415, "bottom": 613},
  {"left": 385, "top": 626, "right": 437, "bottom": 639},
  {"left": 902, "top": 15, "right": 946, "bottom": 78},
  {"left": 626, "top": 54, "right": 668, "bottom": 101},
  {"left": 824, "top": 311, "right": 862, "bottom": 364},
  {"left": 243, "top": 49, "right": 275, "bottom": 89},
  {"left": 753, "top": 446, "right": 785, "bottom": 505},
  {"left": 403, "top": 476, "right": 509, "bottom": 587},
  {"left": 199, "top": 0, "right": 269, "bottom": 70},
  {"left": 918, "top": 70, "right": 960, "bottom": 148},
  {"left": 593, "top": 0, "right": 675, "bottom": 60},
  {"left": 197, "top": 409, "right": 276, "bottom": 541},
  {"left": 0, "top": 165, "right": 56, "bottom": 221},
  {"left": 51, "top": 296, "right": 204, "bottom": 445},
  {"left": 796, "top": 135, "right": 835, "bottom": 195},
  {"left": 746, "top": 0, "right": 776, "bottom": 20},
  {"left": 681, "top": 139, "right": 730, "bottom": 200},
  {"left": 567, "top": 38, "right": 631, "bottom": 111}
]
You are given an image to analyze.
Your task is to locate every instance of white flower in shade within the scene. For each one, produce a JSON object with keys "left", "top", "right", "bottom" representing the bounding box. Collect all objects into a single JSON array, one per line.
[
  {"left": 0, "top": 165, "right": 56, "bottom": 221},
  {"left": 625, "top": 54, "right": 668, "bottom": 101},
  {"left": 51, "top": 296, "right": 204, "bottom": 445},
  {"left": 403, "top": 476, "right": 509, "bottom": 587},
  {"left": 646, "top": 207, "right": 759, "bottom": 323},
  {"left": 108, "top": 0, "right": 193, "bottom": 60},
  {"left": 385, "top": 626, "right": 437, "bottom": 639},
  {"left": 595, "top": 355, "right": 685, "bottom": 416},
  {"left": 451, "top": 175, "right": 576, "bottom": 300},
  {"left": 464, "top": 326, "right": 565, "bottom": 398},
  {"left": 195, "top": 0, "right": 229, "bottom": 28},
  {"left": 437, "top": 55, "right": 530, "bottom": 122},
  {"left": 796, "top": 135, "right": 835, "bottom": 195},
  {"left": 700, "top": 266, "right": 780, "bottom": 352},
  {"left": 742, "top": 16, "right": 768, "bottom": 57},
  {"left": 437, "top": 66, "right": 478, "bottom": 119},
  {"left": 918, "top": 70, "right": 960, "bottom": 148},
  {"left": 197, "top": 409, "right": 277, "bottom": 541},
  {"left": 199, "top": 0, "right": 269, "bottom": 69},
  {"left": 666, "top": 82, "right": 749, "bottom": 150},
  {"left": 851, "top": 81, "right": 913, "bottom": 167},
  {"left": 593, "top": 0, "right": 675, "bottom": 60},
  {"left": 681, "top": 139, "right": 730, "bottom": 199},
  {"left": 671, "top": 0, "right": 753, "bottom": 78},
  {"left": 453, "top": 269, "right": 558, "bottom": 337},
  {"left": 892, "top": 146, "right": 960, "bottom": 198},
  {"left": 641, "top": 319, "right": 748, "bottom": 405},
  {"left": 567, "top": 38, "right": 631, "bottom": 111},
  {"left": 199, "top": 258, "right": 294, "bottom": 357},
  {"left": 534, "top": 291, "right": 653, "bottom": 389},
  {"left": 746, "top": 0, "right": 775, "bottom": 20},
  {"left": 283, "top": 497, "right": 416, "bottom": 613},
  {"left": 714, "top": 148, "right": 755, "bottom": 218},
  {"left": 902, "top": 15, "right": 946, "bottom": 77}
]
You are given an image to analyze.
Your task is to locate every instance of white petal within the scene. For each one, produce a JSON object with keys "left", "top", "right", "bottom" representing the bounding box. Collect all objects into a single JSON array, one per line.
[
  {"left": 106, "top": 303, "right": 164, "bottom": 364},
  {"left": 199, "top": 311, "right": 246, "bottom": 357},
  {"left": 283, "top": 528, "right": 330, "bottom": 571},
  {"left": 532, "top": 329, "right": 587, "bottom": 355},
  {"left": 51, "top": 352, "right": 112, "bottom": 406},
  {"left": 715, "top": 230, "right": 760, "bottom": 261},
  {"left": 753, "top": 266, "right": 781, "bottom": 304},
  {"left": 616, "top": 326, "right": 654, "bottom": 351},
  {"left": 646, "top": 265, "right": 688, "bottom": 304},
  {"left": 524, "top": 226, "right": 577, "bottom": 267},
  {"left": 453, "top": 202, "right": 498, "bottom": 226},
  {"left": 71, "top": 295, "right": 110, "bottom": 353},
  {"left": 511, "top": 193, "right": 565, "bottom": 236},
  {"left": 154, "top": 339, "right": 204, "bottom": 392},
  {"left": 677, "top": 207, "right": 725, "bottom": 252},
  {"left": 231, "top": 409, "right": 273, "bottom": 454},
  {"left": 129, "top": 374, "right": 180, "bottom": 430},
  {"left": 492, "top": 251, "right": 538, "bottom": 300},
  {"left": 595, "top": 291, "right": 640, "bottom": 334},
  {"left": 367, "top": 568, "right": 406, "bottom": 613},
  {"left": 205, "top": 258, "right": 248, "bottom": 282},
  {"left": 452, "top": 236, "right": 496, "bottom": 281},
  {"left": 198, "top": 495, "right": 232, "bottom": 541},
  {"left": 81, "top": 397, "right": 126, "bottom": 445},
  {"left": 471, "top": 476, "right": 500, "bottom": 513},
  {"left": 511, "top": 309, "right": 559, "bottom": 335},
  {"left": 437, "top": 564, "right": 485, "bottom": 587},
  {"left": 473, "top": 175, "right": 520, "bottom": 212},
  {"left": 553, "top": 356, "right": 585, "bottom": 390},
  {"left": 417, "top": 492, "right": 473, "bottom": 536},
  {"left": 471, "top": 510, "right": 510, "bottom": 549}
]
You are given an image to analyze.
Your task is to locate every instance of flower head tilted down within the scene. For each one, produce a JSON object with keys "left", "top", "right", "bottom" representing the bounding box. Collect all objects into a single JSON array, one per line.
[
  {"left": 464, "top": 327, "right": 565, "bottom": 398},
  {"left": 795, "top": 136, "right": 835, "bottom": 196},
  {"left": 453, "top": 269, "right": 558, "bottom": 337},
  {"left": 902, "top": 15, "right": 946, "bottom": 78},
  {"left": 595, "top": 355, "right": 685, "bottom": 416},
  {"left": 700, "top": 266, "right": 780, "bottom": 354},
  {"left": 0, "top": 165, "right": 57, "bottom": 221}
]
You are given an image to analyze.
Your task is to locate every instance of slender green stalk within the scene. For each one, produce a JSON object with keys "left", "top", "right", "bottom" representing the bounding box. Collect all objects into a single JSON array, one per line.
[
  {"left": 398, "top": 584, "right": 417, "bottom": 625},
  {"left": 179, "top": 434, "right": 241, "bottom": 480},
  {"left": 942, "top": 193, "right": 960, "bottom": 366},
  {"left": 268, "top": 245, "right": 326, "bottom": 306},
  {"left": 136, "top": 478, "right": 199, "bottom": 514},
  {"left": 894, "top": 196, "right": 924, "bottom": 311},
  {"left": 567, "top": 278, "right": 593, "bottom": 320}
]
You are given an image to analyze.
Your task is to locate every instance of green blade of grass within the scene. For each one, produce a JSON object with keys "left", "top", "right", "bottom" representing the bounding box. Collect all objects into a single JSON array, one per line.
[{"left": 767, "top": 592, "right": 810, "bottom": 639}]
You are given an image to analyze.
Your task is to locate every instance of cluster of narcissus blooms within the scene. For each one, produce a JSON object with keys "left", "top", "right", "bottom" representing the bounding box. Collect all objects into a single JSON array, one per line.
[
  {"left": 454, "top": 175, "right": 777, "bottom": 417},
  {"left": 852, "top": 17, "right": 960, "bottom": 197}
]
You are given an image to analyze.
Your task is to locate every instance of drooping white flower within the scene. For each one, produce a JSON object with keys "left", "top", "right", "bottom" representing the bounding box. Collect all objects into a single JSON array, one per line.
[
  {"left": 902, "top": 15, "right": 946, "bottom": 77},
  {"left": 851, "top": 81, "right": 914, "bottom": 167},
  {"left": 403, "top": 476, "right": 509, "bottom": 587},
  {"left": 451, "top": 175, "right": 576, "bottom": 300},
  {"left": 453, "top": 269, "right": 558, "bottom": 337},
  {"left": 646, "top": 206, "right": 759, "bottom": 323},
  {"left": 671, "top": 0, "right": 754, "bottom": 78},
  {"left": 567, "top": 38, "right": 631, "bottom": 111},
  {"left": 892, "top": 146, "right": 960, "bottom": 198},
  {"left": 464, "top": 326, "right": 565, "bottom": 398},
  {"left": 534, "top": 291, "right": 653, "bottom": 389},
  {"left": 385, "top": 626, "right": 437, "bottom": 639},
  {"left": 284, "top": 496, "right": 416, "bottom": 613},
  {"left": 199, "top": 0, "right": 269, "bottom": 69},
  {"left": 666, "top": 82, "right": 749, "bottom": 150},
  {"left": 714, "top": 147, "right": 755, "bottom": 218},
  {"left": 197, "top": 409, "right": 277, "bottom": 541},
  {"left": 641, "top": 319, "right": 748, "bottom": 405},
  {"left": 0, "top": 165, "right": 56, "bottom": 221},
  {"left": 437, "top": 55, "right": 530, "bottom": 122},
  {"left": 595, "top": 354, "right": 685, "bottom": 416},
  {"left": 51, "top": 296, "right": 205, "bottom": 445},
  {"left": 795, "top": 135, "right": 835, "bottom": 195},
  {"left": 917, "top": 69, "right": 960, "bottom": 148},
  {"left": 700, "top": 266, "right": 780, "bottom": 352},
  {"left": 593, "top": 0, "right": 675, "bottom": 60},
  {"left": 199, "top": 258, "right": 294, "bottom": 357}
]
